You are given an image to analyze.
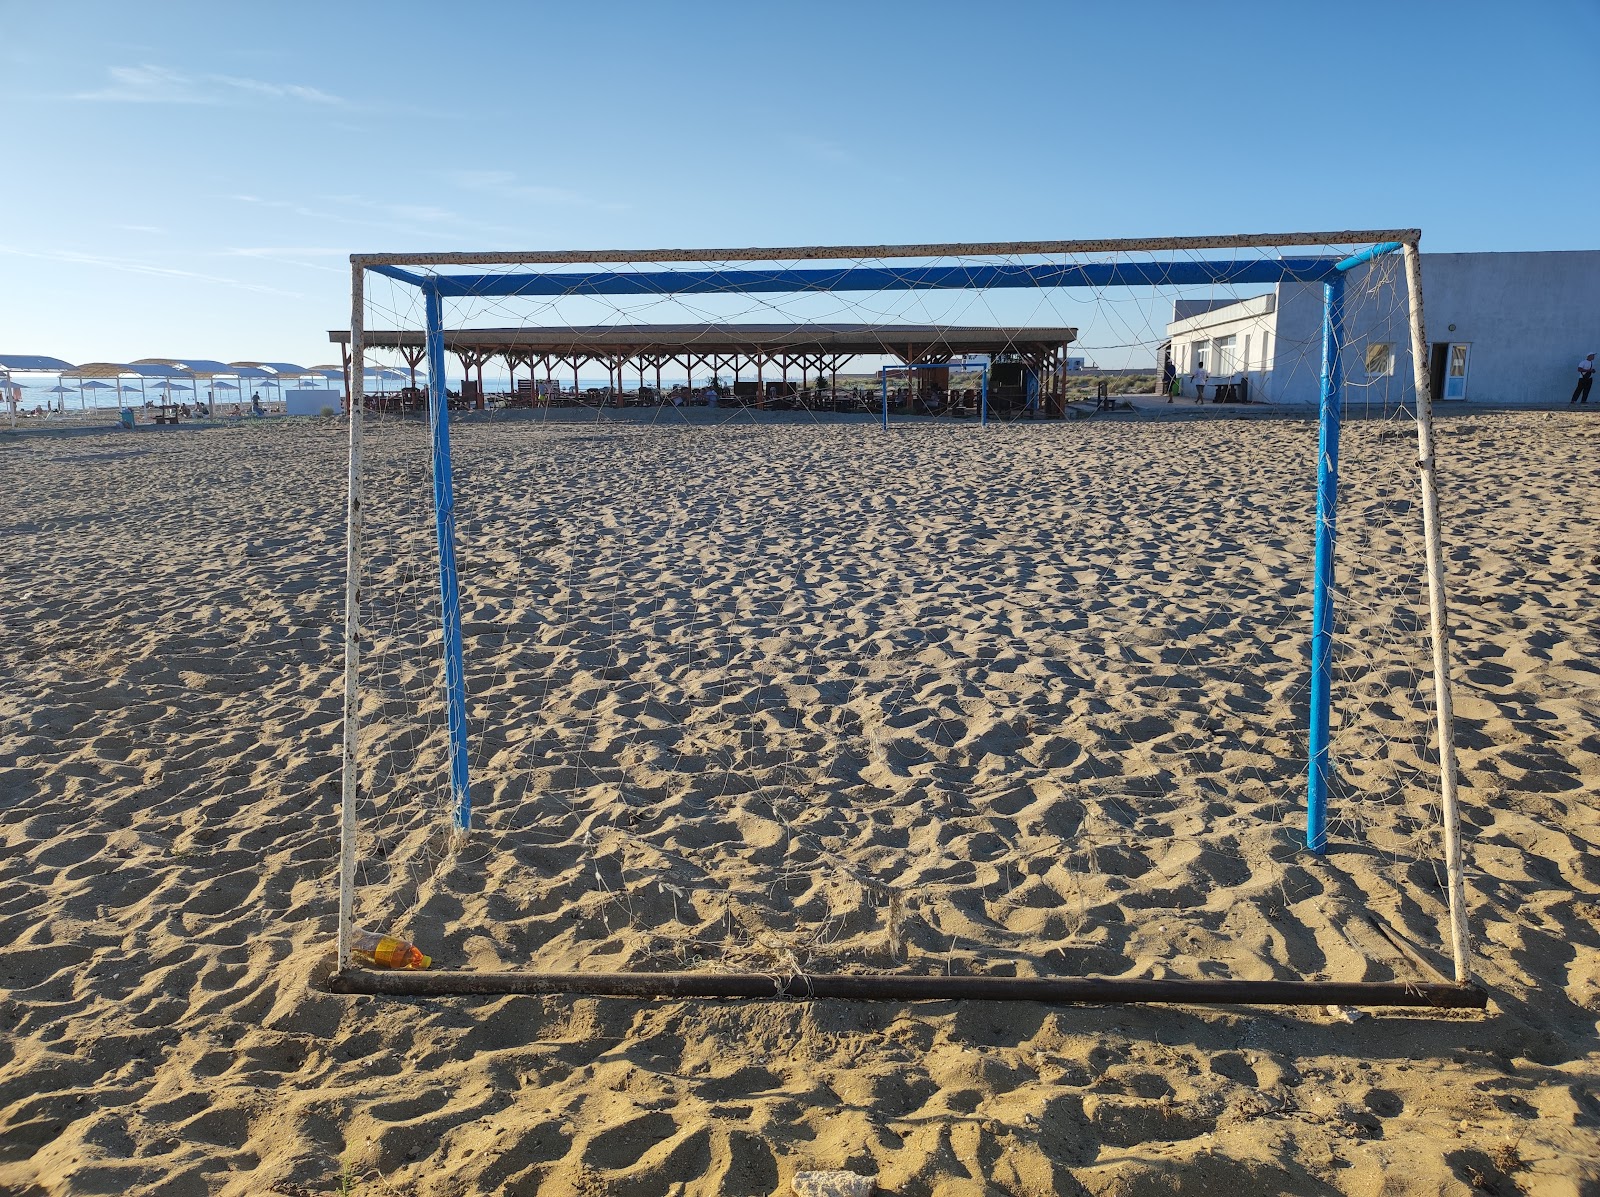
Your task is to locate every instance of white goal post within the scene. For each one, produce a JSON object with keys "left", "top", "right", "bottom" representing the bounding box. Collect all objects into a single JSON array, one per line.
[{"left": 333, "top": 230, "right": 1478, "bottom": 1008}]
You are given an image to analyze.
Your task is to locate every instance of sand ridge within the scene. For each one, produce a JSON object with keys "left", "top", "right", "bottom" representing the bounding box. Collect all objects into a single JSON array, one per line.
[{"left": 1, "top": 410, "right": 1597, "bottom": 1195}]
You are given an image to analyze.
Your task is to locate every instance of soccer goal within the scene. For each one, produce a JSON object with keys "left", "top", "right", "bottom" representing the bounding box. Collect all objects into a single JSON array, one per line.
[{"left": 332, "top": 232, "right": 1482, "bottom": 1009}]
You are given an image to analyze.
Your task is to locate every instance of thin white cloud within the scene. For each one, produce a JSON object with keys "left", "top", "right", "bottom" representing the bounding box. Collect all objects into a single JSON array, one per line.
[
  {"left": 69, "top": 64, "right": 343, "bottom": 106},
  {"left": 224, "top": 247, "right": 348, "bottom": 257},
  {"left": 227, "top": 192, "right": 513, "bottom": 245},
  {"left": 209, "top": 74, "right": 341, "bottom": 104},
  {"left": 444, "top": 168, "right": 629, "bottom": 214},
  {"left": 0, "top": 244, "right": 303, "bottom": 298},
  {"left": 220, "top": 247, "right": 349, "bottom": 273},
  {"left": 447, "top": 169, "right": 586, "bottom": 206},
  {"left": 790, "top": 135, "right": 852, "bottom": 165},
  {"left": 319, "top": 193, "right": 525, "bottom": 239},
  {"left": 71, "top": 65, "right": 194, "bottom": 103},
  {"left": 229, "top": 194, "right": 331, "bottom": 221}
]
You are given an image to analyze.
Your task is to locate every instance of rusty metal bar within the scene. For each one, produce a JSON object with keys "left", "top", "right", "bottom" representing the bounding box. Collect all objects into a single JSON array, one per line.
[{"left": 351, "top": 230, "right": 1422, "bottom": 269}]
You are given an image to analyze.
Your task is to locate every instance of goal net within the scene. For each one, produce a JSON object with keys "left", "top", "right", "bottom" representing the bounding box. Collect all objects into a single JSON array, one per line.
[{"left": 335, "top": 234, "right": 1474, "bottom": 1002}]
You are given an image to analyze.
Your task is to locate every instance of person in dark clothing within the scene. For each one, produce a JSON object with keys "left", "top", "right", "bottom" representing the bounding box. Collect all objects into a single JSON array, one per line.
[{"left": 1573, "top": 354, "right": 1596, "bottom": 404}]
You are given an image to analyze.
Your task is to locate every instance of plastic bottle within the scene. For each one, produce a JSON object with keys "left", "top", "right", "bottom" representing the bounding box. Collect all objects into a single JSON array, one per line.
[{"left": 351, "top": 928, "right": 431, "bottom": 970}]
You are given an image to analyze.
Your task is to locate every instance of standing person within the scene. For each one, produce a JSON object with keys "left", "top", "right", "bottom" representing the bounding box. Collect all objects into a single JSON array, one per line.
[
  {"left": 1573, "top": 353, "right": 1596, "bottom": 405},
  {"left": 1162, "top": 355, "right": 1177, "bottom": 403},
  {"left": 1191, "top": 360, "right": 1209, "bottom": 403}
]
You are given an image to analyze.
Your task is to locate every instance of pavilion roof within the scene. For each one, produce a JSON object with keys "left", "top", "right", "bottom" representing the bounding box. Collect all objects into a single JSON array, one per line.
[{"left": 328, "top": 323, "right": 1077, "bottom": 358}]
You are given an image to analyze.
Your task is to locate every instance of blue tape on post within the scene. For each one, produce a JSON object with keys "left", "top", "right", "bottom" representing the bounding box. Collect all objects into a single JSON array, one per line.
[
  {"left": 1307, "top": 275, "right": 1346, "bottom": 855},
  {"left": 1335, "top": 242, "right": 1403, "bottom": 273},
  {"left": 425, "top": 285, "right": 472, "bottom": 836},
  {"left": 370, "top": 263, "right": 431, "bottom": 288}
]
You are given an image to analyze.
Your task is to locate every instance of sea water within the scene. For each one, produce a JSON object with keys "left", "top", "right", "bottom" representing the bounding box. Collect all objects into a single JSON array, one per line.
[{"left": 3, "top": 376, "right": 730, "bottom": 414}]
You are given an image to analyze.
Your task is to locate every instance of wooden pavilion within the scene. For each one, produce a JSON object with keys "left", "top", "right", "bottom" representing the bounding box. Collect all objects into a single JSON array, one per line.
[{"left": 329, "top": 324, "right": 1078, "bottom": 415}]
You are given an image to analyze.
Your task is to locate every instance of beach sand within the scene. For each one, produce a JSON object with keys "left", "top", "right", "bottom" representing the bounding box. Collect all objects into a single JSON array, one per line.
[{"left": 1, "top": 409, "right": 1597, "bottom": 1196}]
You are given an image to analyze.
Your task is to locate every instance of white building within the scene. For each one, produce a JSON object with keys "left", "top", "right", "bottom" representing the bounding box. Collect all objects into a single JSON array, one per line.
[{"left": 1165, "top": 250, "right": 1600, "bottom": 407}]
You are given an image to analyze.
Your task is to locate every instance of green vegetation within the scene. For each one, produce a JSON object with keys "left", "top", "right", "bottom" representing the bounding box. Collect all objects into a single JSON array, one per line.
[
  {"left": 1062, "top": 372, "right": 1158, "bottom": 398},
  {"left": 948, "top": 370, "right": 1157, "bottom": 399},
  {"left": 821, "top": 370, "right": 1158, "bottom": 399},
  {"left": 338, "top": 1151, "right": 360, "bottom": 1195}
]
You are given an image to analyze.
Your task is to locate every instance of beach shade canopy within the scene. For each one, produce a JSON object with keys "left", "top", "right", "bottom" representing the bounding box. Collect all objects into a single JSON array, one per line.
[
  {"left": 72, "top": 362, "right": 193, "bottom": 378},
  {"left": 0, "top": 354, "right": 78, "bottom": 372},
  {"left": 211, "top": 380, "right": 240, "bottom": 391},
  {"left": 47, "top": 385, "right": 74, "bottom": 394},
  {"left": 79, "top": 380, "right": 116, "bottom": 390},
  {"left": 134, "top": 358, "right": 233, "bottom": 377},
  {"left": 232, "top": 360, "right": 310, "bottom": 377},
  {"left": 156, "top": 378, "right": 194, "bottom": 391}
]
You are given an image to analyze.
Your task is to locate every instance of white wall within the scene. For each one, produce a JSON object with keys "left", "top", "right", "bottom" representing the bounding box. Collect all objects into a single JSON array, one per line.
[
  {"left": 1168, "top": 293, "right": 1279, "bottom": 399},
  {"left": 1168, "top": 250, "right": 1600, "bottom": 408},
  {"left": 1408, "top": 251, "right": 1599, "bottom": 405}
]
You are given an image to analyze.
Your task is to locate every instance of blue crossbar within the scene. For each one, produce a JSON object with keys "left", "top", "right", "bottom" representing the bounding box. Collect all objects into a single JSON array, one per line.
[{"left": 397, "top": 258, "right": 1342, "bottom": 300}]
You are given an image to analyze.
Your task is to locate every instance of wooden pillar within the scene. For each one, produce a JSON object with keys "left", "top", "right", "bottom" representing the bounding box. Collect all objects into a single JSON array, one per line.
[
  {"left": 339, "top": 339, "right": 351, "bottom": 412},
  {"left": 399, "top": 343, "right": 425, "bottom": 391},
  {"left": 454, "top": 351, "right": 470, "bottom": 408}
]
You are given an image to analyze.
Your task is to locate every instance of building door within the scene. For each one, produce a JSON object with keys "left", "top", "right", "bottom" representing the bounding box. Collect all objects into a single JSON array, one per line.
[
  {"left": 1443, "top": 343, "right": 1470, "bottom": 400},
  {"left": 1428, "top": 343, "right": 1449, "bottom": 402}
]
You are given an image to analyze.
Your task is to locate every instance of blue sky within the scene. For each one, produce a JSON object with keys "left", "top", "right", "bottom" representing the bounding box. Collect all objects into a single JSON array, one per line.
[{"left": 3, "top": 0, "right": 1596, "bottom": 370}]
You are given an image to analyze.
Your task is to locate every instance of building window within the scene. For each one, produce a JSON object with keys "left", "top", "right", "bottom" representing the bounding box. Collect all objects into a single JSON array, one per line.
[
  {"left": 1365, "top": 343, "right": 1396, "bottom": 377},
  {"left": 1261, "top": 332, "right": 1270, "bottom": 367},
  {"left": 1214, "top": 335, "right": 1238, "bottom": 373},
  {"left": 1243, "top": 334, "right": 1252, "bottom": 370}
]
